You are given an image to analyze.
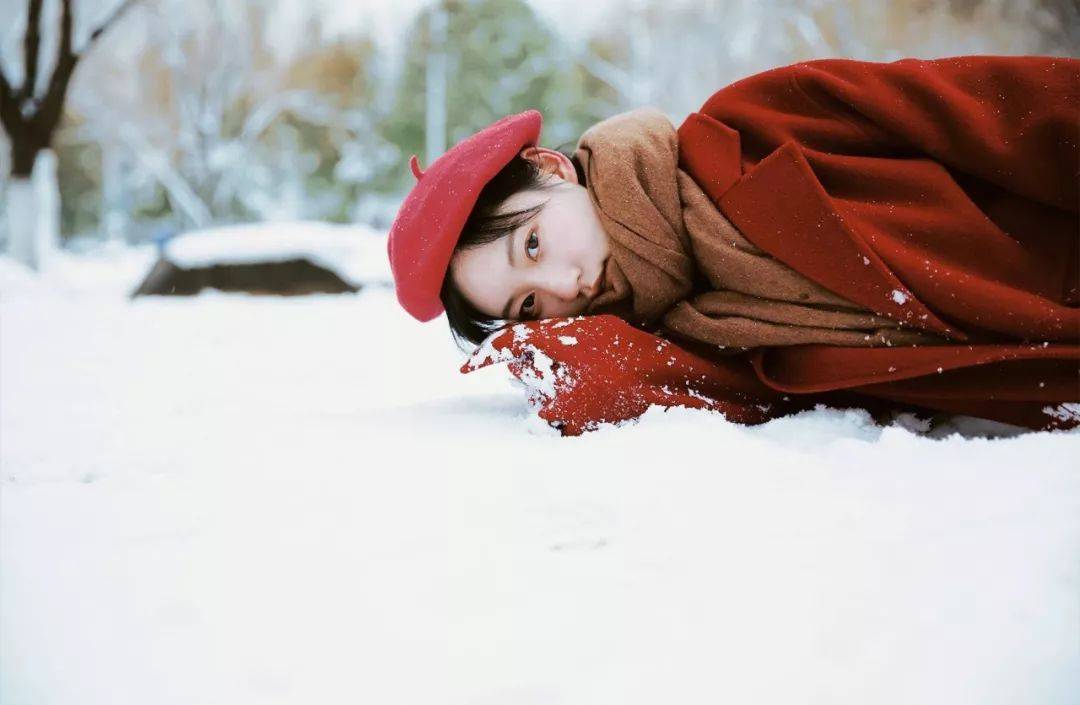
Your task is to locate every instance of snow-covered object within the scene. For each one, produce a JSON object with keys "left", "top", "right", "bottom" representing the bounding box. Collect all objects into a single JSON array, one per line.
[{"left": 163, "top": 221, "right": 392, "bottom": 287}]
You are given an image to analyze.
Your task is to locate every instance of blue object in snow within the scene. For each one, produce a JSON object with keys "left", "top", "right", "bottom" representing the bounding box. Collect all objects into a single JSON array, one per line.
[{"left": 151, "top": 226, "right": 178, "bottom": 257}]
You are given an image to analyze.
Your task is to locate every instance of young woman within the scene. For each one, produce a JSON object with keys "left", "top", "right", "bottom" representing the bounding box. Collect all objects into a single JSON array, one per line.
[{"left": 388, "top": 55, "right": 1079, "bottom": 435}]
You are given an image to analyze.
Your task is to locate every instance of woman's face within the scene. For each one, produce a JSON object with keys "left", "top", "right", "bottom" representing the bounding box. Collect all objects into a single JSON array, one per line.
[{"left": 449, "top": 148, "right": 610, "bottom": 322}]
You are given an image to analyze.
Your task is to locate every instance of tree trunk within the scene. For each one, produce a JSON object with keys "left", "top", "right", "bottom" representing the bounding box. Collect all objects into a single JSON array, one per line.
[
  {"left": 5, "top": 149, "right": 60, "bottom": 271},
  {"left": 10, "top": 132, "right": 45, "bottom": 178}
]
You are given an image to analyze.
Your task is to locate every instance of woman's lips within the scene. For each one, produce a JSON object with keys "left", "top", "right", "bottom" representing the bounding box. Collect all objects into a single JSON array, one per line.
[
  {"left": 575, "top": 257, "right": 609, "bottom": 314},
  {"left": 588, "top": 272, "right": 603, "bottom": 298},
  {"left": 587, "top": 257, "right": 609, "bottom": 300}
]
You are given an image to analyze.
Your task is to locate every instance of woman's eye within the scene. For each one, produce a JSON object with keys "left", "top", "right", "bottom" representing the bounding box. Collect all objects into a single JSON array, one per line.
[
  {"left": 520, "top": 293, "right": 536, "bottom": 318},
  {"left": 525, "top": 231, "right": 539, "bottom": 259}
]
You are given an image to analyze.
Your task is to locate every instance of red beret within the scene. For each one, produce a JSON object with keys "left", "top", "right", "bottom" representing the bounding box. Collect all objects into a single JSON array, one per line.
[{"left": 387, "top": 109, "right": 544, "bottom": 322}]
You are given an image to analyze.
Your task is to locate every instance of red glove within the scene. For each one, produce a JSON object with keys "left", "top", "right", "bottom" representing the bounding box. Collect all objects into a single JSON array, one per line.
[{"left": 461, "top": 314, "right": 788, "bottom": 436}]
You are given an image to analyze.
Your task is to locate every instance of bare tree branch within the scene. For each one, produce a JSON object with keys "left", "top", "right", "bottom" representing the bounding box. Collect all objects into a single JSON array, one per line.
[
  {"left": 0, "top": 66, "right": 16, "bottom": 135},
  {"left": 35, "top": 0, "right": 77, "bottom": 136},
  {"left": 59, "top": 0, "right": 73, "bottom": 60},
  {"left": 33, "top": 0, "right": 143, "bottom": 138},
  {"left": 84, "top": 0, "right": 141, "bottom": 51},
  {"left": 0, "top": 66, "right": 11, "bottom": 108},
  {"left": 21, "top": 0, "right": 45, "bottom": 102}
]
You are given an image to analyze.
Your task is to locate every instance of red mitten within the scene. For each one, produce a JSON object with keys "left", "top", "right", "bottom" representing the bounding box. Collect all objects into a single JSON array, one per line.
[{"left": 461, "top": 315, "right": 787, "bottom": 435}]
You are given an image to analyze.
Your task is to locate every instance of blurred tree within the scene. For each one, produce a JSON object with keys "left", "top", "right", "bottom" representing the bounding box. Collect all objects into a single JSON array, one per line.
[
  {"left": 941, "top": 0, "right": 1079, "bottom": 54},
  {"left": 582, "top": 0, "right": 1080, "bottom": 125},
  {"left": 8, "top": 0, "right": 1074, "bottom": 247},
  {"left": 0, "top": 0, "right": 136, "bottom": 177},
  {"left": 53, "top": 113, "right": 101, "bottom": 237},
  {"left": 0, "top": 0, "right": 137, "bottom": 267},
  {"left": 72, "top": 0, "right": 386, "bottom": 230},
  {"left": 279, "top": 31, "right": 396, "bottom": 223},
  {"left": 375, "top": 0, "right": 615, "bottom": 200}
]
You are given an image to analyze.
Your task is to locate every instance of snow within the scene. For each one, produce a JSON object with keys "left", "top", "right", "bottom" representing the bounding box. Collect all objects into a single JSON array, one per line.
[
  {"left": 890, "top": 288, "right": 909, "bottom": 304},
  {"left": 3, "top": 234, "right": 1080, "bottom": 705},
  {"left": 1043, "top": 403, "right": 1080, "bottom": 423},
  {"left": 162, "top": 221, "right": 393, "bottom": 287}
]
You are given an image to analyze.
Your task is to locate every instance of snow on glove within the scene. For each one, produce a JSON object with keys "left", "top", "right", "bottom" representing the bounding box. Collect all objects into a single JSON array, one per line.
[{"left": 461, "top": 314, "right": 785, "bottom": 436}]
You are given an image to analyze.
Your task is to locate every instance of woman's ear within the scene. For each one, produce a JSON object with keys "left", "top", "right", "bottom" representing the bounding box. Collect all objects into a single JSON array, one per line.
[{"left": 519, "top": 147, "right": 578, "bottom": 184}]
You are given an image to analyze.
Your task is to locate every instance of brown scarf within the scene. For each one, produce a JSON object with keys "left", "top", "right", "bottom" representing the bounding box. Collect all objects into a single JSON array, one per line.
[{"left": 575, "top": 107, "right": 946, "bottom": 351}]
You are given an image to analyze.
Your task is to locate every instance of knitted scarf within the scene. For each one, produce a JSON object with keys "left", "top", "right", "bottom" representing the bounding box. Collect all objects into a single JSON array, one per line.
[{"left": 575, "top": 107, "right": 946, "bottom": 350}]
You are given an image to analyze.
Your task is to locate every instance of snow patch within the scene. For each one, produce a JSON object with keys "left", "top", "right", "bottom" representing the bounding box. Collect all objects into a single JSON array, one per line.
[
  {"left": 1043, "top": 403, "right": 1080, "bottom": 422},
  {"left": 463, "top": 329, "right": 516, "bottom": 371},
  {"left": 549, "top": 316, "right": 584, "bottom": 329},
  {"left": 512, "top": 323, "right": 533, "bottom": 342}
]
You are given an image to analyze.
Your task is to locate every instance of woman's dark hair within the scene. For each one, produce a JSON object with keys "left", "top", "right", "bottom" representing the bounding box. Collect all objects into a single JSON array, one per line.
[{"left": 440, "top": 142, "right": 586, "bottom": 349}]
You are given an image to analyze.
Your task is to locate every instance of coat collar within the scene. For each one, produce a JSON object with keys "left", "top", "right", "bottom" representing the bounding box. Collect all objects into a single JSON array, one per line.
[{"left": 676, "top": 111, "right": 965, "bottom": 341}]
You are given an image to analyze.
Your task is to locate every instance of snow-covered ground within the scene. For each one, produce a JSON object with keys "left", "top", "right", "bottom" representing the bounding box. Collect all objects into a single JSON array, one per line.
[{"left": 2, "top": 229, "right": 1078, "bottom": 705}]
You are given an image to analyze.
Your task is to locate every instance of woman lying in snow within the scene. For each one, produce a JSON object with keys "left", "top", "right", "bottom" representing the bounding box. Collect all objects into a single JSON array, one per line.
[{"left": 387, "top": 55, "right": 1080, "bottom": 436}]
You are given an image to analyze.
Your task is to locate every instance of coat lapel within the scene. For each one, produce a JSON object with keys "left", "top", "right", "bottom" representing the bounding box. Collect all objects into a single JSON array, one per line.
[
  {"left": 677, "top": 112, "right": 743, "bottom": 199},
  {"left": 677, "top": 111, "right": 965, "bottom": 341}
]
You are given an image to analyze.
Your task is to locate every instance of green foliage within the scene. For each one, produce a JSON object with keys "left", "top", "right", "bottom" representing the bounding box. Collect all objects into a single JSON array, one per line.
[
  {"left": 375, "top": 0, "right": 616, "bottom": 197},
  {"left": 55, "top": 132, "right": 101, "bottom": 240}
]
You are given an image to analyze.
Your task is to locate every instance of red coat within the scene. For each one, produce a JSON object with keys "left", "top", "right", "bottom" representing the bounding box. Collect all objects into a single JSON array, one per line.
[
  {"left": 465, "top": 56, "right": 1080, "bottom": 434},
  {"left": 676, "top": 55, "right": 1079, "bottom": 430}
]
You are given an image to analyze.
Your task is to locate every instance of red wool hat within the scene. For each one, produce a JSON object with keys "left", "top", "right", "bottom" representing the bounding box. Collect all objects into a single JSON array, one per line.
[{"left": 387, "top": 109, "right": 544, "bottom": 322}]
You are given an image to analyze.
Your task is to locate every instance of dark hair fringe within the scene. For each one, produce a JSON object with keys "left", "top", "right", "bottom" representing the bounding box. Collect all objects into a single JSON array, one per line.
[{"left": 440, "top": 143, "right": 584, "bottom": 350}]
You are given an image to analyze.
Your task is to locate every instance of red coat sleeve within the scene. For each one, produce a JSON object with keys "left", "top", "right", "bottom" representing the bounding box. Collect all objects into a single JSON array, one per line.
[
  {"left": 700, "top": 55, "right": 1079, "bottom": 212},
  {"left": 461, "top": 316, "right": 814, "bottom": 436}
]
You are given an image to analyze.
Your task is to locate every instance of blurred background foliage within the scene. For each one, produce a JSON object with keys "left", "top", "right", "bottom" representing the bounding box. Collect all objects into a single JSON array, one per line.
[{"left": 0, "top": 0, "right": 1077, "bottom": 247}]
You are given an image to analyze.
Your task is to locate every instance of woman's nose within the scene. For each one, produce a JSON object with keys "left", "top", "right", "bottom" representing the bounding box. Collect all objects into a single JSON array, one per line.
[{"left": 539, "top": 267, "right": 583, "bottom": 302}]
